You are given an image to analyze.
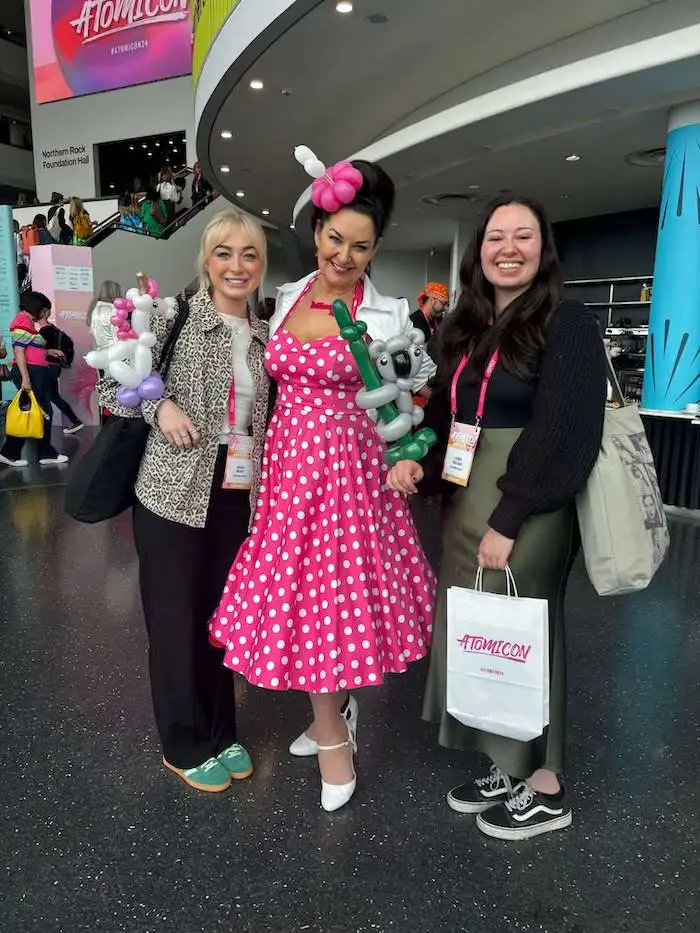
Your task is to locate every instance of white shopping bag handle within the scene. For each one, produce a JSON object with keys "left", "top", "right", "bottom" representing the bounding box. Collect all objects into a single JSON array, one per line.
[{"left": 474, "top": 564, "right": 519, "bottom": 597}]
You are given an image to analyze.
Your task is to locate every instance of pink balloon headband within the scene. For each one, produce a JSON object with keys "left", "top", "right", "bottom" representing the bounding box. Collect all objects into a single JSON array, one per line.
[{"left": 294, "top": 145, "right": 363, "bottom": 213}]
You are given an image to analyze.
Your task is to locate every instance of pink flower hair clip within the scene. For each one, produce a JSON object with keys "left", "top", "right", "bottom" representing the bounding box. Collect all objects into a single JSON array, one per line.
[{"left": 294, "top": 145, "right": 363, "bottom": 212}]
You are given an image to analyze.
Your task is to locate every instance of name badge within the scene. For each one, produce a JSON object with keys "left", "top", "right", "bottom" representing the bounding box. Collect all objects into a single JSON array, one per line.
[
  {"left": 442, "top": 421, "right": 481, "bottom": 486},
  {"left": 223, "top": 434, "right": 253, "bottom": 490}
]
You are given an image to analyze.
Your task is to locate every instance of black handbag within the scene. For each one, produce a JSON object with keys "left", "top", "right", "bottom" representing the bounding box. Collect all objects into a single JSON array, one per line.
[{"left": 64, "top": 296, "right": 190, "bottom": 523}]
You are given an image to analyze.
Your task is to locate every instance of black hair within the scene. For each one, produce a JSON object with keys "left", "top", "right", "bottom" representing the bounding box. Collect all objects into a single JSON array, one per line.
[
  {"left": 310, "top": 159, "right": 395, "bottom": 240},
  {"left": 436, "top": 193, "right": 562, "bottom": 386},
  {"left": 145, "top": 187, "right": 160, "bottom": 203},
  {"left": 33, "top": 214, "right": 47, "bottom": 228},
  {"left": 47, "top": 205, "right": 58, "bottom": 222},
  {"left": 19, "top": 290, "right": 52, "bottom": 320}
]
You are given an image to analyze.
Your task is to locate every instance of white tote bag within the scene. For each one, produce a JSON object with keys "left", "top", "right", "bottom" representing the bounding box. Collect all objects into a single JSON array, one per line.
[
  {"left": 577, "top": 352, "right": 670, "bottom": 596},
  {"left": 446, "top": 567, "right": 549, "bottom": 742}
]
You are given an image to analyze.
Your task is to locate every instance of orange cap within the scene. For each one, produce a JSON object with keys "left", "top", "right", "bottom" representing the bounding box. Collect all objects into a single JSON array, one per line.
[{"left": 418, "top": 282, "right": 449, "bottom": 305}]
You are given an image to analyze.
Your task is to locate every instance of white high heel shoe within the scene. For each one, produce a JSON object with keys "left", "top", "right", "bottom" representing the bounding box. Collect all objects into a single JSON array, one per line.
[
  {"left": 289, "top": 694, "right": 358, "bottom": 757},
  {"left": 318, "top": 719, "right": 357, "bottom": 813}
]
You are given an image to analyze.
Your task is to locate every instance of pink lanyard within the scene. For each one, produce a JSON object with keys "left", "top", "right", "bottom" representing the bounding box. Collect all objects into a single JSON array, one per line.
[
  {"left": 284, "top": 273, "right": 365, "bottom": 325},
  {"left": 420, "top": 307, "right": 437, "bottom": 333},
  {"left": 450, "top": 350, "right": 500, "bottom": 424}
]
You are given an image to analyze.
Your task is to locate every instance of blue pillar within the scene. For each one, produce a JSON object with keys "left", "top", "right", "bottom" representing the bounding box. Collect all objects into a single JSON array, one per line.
[{"left": 643, "top": 105, "right": 700, "bottom": 411}]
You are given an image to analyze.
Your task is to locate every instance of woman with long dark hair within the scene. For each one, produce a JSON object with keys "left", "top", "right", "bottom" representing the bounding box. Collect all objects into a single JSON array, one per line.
[{"left": 388, "top": 195, "right": 606, "bottom": 839}]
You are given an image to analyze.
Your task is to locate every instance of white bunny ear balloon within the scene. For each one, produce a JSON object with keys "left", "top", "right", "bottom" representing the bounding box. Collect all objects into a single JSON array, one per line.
[{"left": 294, "top": 145, "right": 326, "bottom": 179}]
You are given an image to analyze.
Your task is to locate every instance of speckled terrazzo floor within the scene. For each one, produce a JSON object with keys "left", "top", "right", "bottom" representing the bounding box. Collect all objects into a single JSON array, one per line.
[{"left": 0, "top": 429, "right": 697, "bottom": 933}]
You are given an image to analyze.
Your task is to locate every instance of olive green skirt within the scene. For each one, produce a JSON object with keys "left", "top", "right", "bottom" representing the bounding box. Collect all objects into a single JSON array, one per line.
[{"left": 422, "top": 428, "right": 579, "bottom": 778}]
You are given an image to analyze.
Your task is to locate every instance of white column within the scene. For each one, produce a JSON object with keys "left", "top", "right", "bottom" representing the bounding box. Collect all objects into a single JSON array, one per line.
[{"left": 449, "top": 222, "right": 471, "bottom": 308}]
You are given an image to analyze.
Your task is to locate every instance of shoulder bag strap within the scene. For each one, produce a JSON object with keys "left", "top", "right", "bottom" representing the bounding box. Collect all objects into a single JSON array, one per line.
[
  {"left": 602, "top": 341, "right": 626, "bottom": 408},
  {"left": 158, "top": 293, "right": 191, "bottom": 380}
]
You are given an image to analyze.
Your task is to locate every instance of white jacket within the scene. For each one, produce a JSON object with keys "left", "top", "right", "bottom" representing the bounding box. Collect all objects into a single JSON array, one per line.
[
  {"left": 90, "top": 301, "right": 117, "bottom": 350},
  {"left": 271, "top": 272, "right": 437, "bottom": 390}
]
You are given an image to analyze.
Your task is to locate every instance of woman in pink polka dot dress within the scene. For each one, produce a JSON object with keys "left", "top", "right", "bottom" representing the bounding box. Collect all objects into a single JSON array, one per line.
[{"left": 210, "top": 159, "right": 436, "bottom": 811}]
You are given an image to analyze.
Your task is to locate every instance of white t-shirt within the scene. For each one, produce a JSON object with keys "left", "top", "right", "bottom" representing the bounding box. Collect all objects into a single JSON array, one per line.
[{"left": 217, "top": 314, "right": 254, "bottom": 443}]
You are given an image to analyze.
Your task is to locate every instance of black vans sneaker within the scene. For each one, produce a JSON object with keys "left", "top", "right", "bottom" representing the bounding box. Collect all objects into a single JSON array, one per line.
[
  {"left": 447, "top": 765, "right": 525, "bottom": 814},
  {"left": 476, "top": 784, "right": 572, "bottom": 839}
]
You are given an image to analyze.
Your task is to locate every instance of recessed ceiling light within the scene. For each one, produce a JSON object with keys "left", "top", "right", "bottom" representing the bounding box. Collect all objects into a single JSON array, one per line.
[
  {"left": 468, "top": 184, "right": 480, "bottom": 190},
  {"left": 221, "top": 130, "right": 233, "bottom": 139},
  {"left": 142, "top": 143, "right": 147, "bottom": 148},
  {"left": 109, "top": 184, "right": 115, "bottom": 189},
  {"left": 147, "top": 151, "right": 152, "bottom": 156},
  {"left": 220, "top": 165, "right": 230, "bottom": 173},
  {"left": 168, "top": 139, "right": 173, "bottom": 144},
  {"left": 261, "top": 209, "right": 270, "bottom": 215},
  {"left": 289, "top": 223, "right": 295, "bottom": 229},
  {"left": 565, "top": 153, "right": 581, "bottom": 162},
  {"left": 155, "top": 142, "right": 160, "bottom": 147},
  {"left": 249, "top": 79, "right": 264, "bottom": 90},
  {"left": 336, "top": 1, "right": 354, "bottom": 12},
  {"left": 236, "top": 190, "right": 245, "bottom": 198},
  {"left": 129, "top": 145, "right": 134, "bottom": 150}
]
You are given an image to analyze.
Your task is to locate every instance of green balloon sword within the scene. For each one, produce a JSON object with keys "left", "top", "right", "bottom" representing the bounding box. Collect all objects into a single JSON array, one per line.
[{"left": 332, "top": 299, "right": 437, "bottom": 466}]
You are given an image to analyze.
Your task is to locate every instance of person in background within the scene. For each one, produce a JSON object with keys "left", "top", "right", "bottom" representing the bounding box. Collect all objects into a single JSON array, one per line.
[
  {"left": 191, "top": 162, "right": 213, "bottom": 205},
  {"left": 87, "top": 280, "right": 122, "bottom": 349},
  {"left": 47, "top": 205, "right": 61, "bottom": 242},
  {"left": 411, "top": 281, "right": 449, "bottom": 344},
  {"left": 157, "top": 167, "right": 181, "bottom": 223},
  {"left": 70, "top": 197, "right": 94, "bottom": 244},
  {"left": 141, "top": 189, "right": 168, "bottom": 237},
  {"left": 33, "top": 214, "right": 54, "bottom": 246},
  {"left": 37, "top": 309, "right": 83, "bottom": 435},
  {"left": 97, "top": 210, "right": 271, "bottom": 792},
  {"left": 0, "top": 291, "right": 69, "bottom": 468},
  {"left": 13, "top": 219, "right": 23, "bottom": 265},
  {"left": 56, "top": 208, "right": 73, "bottom": 246},
  {"left": 388, "top": 194, "right": 606, "bottom": 840}
]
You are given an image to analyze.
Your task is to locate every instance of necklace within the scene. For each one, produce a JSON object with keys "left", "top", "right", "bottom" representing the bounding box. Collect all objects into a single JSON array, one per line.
[{"left": 309, "top": 279, "right": 365, "bottom": 318}]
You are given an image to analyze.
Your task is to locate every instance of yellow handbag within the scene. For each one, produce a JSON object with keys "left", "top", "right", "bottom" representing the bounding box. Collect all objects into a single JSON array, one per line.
[{"left": 5, "top": 389, "right": 46, "bottom": 439}]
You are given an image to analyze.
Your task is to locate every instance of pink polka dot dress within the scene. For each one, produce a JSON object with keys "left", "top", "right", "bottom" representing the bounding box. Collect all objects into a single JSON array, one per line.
[{"left": 209, "top": 327, "right": 435, "bottom": 693}]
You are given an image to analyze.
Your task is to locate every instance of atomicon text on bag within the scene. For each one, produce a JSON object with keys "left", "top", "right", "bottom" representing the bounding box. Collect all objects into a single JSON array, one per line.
[{"left": 457, "top": 634, "right": 533, "bottom": 663}]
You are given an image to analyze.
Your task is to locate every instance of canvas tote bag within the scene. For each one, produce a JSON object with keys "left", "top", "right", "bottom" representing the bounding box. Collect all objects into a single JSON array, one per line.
[
  {"left": 446, "top": 567, "right": 549, "bottom": 742},
  {"left": 576, "top": 353, "right": 670, "bottom": 596}
]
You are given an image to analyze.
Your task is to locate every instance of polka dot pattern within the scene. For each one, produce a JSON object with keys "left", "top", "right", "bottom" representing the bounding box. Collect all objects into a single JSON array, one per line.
[{"left": 210, "top": 330, "right": 435, "bottom": 692}]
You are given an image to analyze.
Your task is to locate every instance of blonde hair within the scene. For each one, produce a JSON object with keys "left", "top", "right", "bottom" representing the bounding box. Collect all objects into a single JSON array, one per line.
[
  {"left": 197, "top": 208, "right": 268, "bottom": 290},
  {"left": 69, "top": 196, "right": 84, "bottom": 223}
]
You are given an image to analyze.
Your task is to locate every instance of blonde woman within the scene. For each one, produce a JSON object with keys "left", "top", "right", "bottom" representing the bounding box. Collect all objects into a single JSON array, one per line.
[
  {"left": 69, "top": 197, "right": 93, "bottom": 244},
  {"left": 98, "top": 210, "right": 271, "bottom": 792},
  {"left": 87, "top": 280, "right": 122, "bottom": 349}
]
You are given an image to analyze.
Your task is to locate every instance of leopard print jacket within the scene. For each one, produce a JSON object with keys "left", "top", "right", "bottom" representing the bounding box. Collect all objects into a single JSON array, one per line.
[{"left": 97, "top": 287, "right": 271, "bottom": 529}]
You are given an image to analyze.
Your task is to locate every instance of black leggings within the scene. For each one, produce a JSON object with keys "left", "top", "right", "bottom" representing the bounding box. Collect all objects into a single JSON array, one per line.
[{"left": 46, "top": 366, "right": 80, "bottom": 425}]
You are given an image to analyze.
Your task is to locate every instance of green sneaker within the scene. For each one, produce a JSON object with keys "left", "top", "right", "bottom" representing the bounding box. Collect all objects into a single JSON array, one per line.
[
  {"left": 217, "top": 743, "right": 254, "bottom": 780},
  {"left": 163, "top": 756, "right": 232, "bottom": 792}
]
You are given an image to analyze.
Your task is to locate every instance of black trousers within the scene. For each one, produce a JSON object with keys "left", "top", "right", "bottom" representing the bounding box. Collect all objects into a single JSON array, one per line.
[
  {"left": 46, "top": 365, "right": 80, "bottom": 425},
  {"left": 0, "top": 365, "right": 58, "bottom": 461},
  {"left": 132, "top": 447, "right": 251, "bottom": 768}
]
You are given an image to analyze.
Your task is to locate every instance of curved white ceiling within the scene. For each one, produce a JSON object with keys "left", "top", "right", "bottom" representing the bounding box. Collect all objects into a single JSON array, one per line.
[{"left": 194, "top": 0, "right": 700, "bottom": 248}]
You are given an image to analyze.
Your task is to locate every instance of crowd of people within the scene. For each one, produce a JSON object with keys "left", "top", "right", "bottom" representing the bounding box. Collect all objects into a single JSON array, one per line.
[{"left": 118, "top": 164, "right": 214, "bottom": 237}]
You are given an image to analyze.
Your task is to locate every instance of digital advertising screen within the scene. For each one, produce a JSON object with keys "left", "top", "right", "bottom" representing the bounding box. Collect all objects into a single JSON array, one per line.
[{"left": 28, "top": 1, "right": 193, "bottom": 105}]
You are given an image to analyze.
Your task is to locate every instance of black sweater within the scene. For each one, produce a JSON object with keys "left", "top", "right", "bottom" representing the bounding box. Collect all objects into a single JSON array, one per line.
[{"left": 420, "top": 299, "right": 606, "bottom": 539}]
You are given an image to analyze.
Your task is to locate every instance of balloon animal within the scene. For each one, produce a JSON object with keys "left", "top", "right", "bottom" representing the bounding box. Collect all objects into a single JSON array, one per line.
[
  {"left": 85, "top": 273, "right": 177, "bottom": 408},
  {"left": 332, "top": 299, "right": 437, "bottom": 465}
]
